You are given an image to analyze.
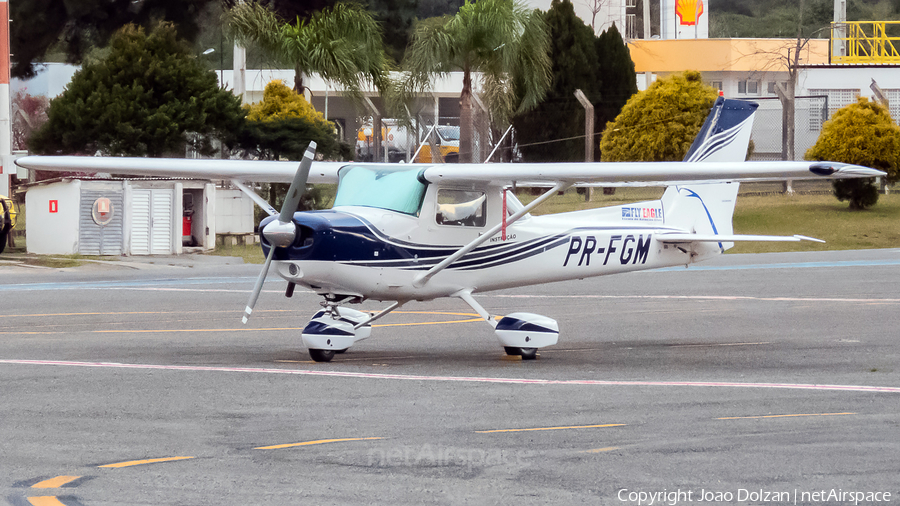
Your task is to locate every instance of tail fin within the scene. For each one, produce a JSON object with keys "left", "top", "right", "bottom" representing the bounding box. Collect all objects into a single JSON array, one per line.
[
  {"left": 682, "top": 96, "right": 758, "bottom": 163},
  {"left": 662, "top": 97, "right": 758, "bottom": 257}
]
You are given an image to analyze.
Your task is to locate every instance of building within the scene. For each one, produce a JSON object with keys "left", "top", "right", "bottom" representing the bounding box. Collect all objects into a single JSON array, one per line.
[
  {"left": 23, "top": 177, "right": 239, "bottom": 256},
  {"left": 628, "top": 34, "right": 900, "bottom": 160}
]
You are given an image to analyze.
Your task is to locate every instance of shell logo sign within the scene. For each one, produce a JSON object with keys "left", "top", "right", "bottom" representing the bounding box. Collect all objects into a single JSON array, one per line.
[{"left": 676, "top": 0, "right": 704, "bottom": 26}]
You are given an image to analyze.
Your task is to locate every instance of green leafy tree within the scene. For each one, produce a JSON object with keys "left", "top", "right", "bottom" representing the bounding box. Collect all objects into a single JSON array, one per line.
[
  {"left": 401, "top": 0, "right": 551, "bottom": 163},
  {"left": 237, "top": 79, "right": 348, "bottom": 161},
  {"left": 512, "top": 0, "right": 600, "bottom": 162},
  {"left": 236, "top": 80, "right": 350, "bottom": 214},
  {"left": 226, "top": 2, "right": 388, "bottom": 97},
  {"left": 29, "top": 23, "right": 244, "bottom": 158},
  {"left": 805, "top": 97, "right": 900, "bottom": 210},
  {"left": 11, "top": 0, "right": 218, "bottom": 79},
  {"left": 594, "top": 24, "right": 638, "bottom": 153},
  {"left": 367, "top": 0, "right": 419, "bottom": 63},
  {"left": 600, "top": 71, "right": 717, "bottom": 162}
]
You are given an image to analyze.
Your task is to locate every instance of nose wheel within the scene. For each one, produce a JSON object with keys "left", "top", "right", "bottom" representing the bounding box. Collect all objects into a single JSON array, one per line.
[
  {"left": 504, "top": 347, "right": 538, "bottom": 360},
  {"left": 309, "top": 349, "right": 337, "bottom": 362}
]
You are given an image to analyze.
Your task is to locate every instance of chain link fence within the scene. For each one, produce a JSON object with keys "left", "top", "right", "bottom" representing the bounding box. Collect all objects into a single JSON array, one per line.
[
  {"left": 355, "top": 110, "right": 494, "bottom": 163},
  {"left": 748, "top": 96, "right": 828, "bottom": 162}
]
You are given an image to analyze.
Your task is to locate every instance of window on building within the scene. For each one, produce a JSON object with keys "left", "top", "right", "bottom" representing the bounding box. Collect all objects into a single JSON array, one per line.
[
  {"left": 626, "top": 14, "right": 636, "bottom": 39},
  {"left": 885, "top": 89, "right": 900, "bottom": 125},
  {"left": 738, "top": 80, "right": 759, "bottom": 95},
  {"left": 808, "top": 88, "right": 860, "bottom": 131},
  {"left": 709, "top": 81, "right": 723, "bottom": 91},
  {"left": 767, "top": 81, "right": 788, "bottom": 96}
]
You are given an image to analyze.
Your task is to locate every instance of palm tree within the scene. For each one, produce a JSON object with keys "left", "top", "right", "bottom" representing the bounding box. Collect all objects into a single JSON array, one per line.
[
  {"left": 401, "top": 0, "right": 551, "bottom": 163},
  {"left": 226, "top": 2, "right": 388, "bottom": 100}
]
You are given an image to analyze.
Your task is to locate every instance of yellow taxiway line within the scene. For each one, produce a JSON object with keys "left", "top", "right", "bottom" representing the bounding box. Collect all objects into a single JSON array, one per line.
[
  {"left": 30, "top": 476, "right": 80, "bottom": 489},
  {"left": 98, "top": 456, "right": 194, "bottom": 468},
  {"left": 579, "top": 447, "right": 620, "bottom": 454},
  {"left": 476, "top": 423, "right": 625, "bottom": 434},
  {"left": 255, "top": 437, "right": 384, "bottom": 450},
  {"left": 717, "top": 412, "right": 856, "bottom": 420}
]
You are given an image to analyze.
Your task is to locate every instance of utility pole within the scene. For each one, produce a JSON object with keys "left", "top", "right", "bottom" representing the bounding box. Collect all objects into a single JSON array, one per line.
[
  {"left": 0, "top": 0, "right": 10, "bottom": 199},
  {"left": 574, "top": 89, "right": 594, "bottom": 201}
]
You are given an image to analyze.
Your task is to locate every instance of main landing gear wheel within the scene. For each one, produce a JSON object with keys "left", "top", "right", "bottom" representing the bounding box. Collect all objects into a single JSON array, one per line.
[
  {"left": 309, "top": 349, "right": 335, "bottom": 362},
  {"left": 504, "top": 347, "right": 538, "bottom": 360}
]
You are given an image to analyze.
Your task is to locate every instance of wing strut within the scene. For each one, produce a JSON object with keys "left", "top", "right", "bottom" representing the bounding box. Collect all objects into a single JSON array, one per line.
[
  {"left": 231, "top": 180, "right": 278, "bottom": 217},
  {"left": 413, "top": 181, "right": 572, "bottom": 288}
]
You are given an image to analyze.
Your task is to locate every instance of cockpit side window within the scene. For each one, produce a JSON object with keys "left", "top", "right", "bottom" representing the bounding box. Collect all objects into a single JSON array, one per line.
[{"left": 436, "top": 189, "right": 486, "bottom": 227}]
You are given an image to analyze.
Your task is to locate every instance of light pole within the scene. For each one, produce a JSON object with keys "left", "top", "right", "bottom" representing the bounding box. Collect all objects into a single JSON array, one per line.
[{"left": 203, "top": 48, "right": 223, "bottom": 88}]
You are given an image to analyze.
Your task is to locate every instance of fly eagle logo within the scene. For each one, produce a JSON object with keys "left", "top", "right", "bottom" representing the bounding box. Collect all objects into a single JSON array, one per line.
[{"left": 621, "top": 207, "right": 664, "bottom": 221}]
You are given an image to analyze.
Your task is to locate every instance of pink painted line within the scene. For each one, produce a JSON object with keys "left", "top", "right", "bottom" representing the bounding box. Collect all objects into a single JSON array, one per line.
[
  {"left": 2, "top": 359, "right": 899, "bottom": 393},
  {"left": 495, "top": 294, "right": 900, "bottom": 303}
]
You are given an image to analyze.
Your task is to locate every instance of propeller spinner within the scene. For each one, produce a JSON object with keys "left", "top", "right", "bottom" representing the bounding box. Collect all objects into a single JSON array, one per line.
[{"left": 242, "top": 141, "right": 317, "bottom": 324}]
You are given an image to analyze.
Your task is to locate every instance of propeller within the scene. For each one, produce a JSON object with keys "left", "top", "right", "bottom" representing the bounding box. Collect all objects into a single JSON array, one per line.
[{"left": 242, "top": 141, "right": 317, "bottom": 324}]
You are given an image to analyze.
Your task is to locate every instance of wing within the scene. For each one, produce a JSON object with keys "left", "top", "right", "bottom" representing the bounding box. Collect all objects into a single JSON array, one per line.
[
  {"left": 418, "top": 161, "right": 885, "bottom": 186},
  {"left": 16, "top": 157, "right": 885, "bottom": 187},
  {"left": 15, "top": 156, "right": 348, "bottom": 184}
]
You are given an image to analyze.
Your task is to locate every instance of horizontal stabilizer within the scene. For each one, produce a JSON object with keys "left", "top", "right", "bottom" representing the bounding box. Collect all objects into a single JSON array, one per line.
[{"left": 657, "top": 233, "right": 825, "bottom": 243}]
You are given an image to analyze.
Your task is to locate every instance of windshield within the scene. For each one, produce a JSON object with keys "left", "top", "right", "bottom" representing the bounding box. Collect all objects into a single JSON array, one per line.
[
  {"left": 437, "top": 126, "right": 460, "bottom": 141},
  {"left": 333, "top": 165, "right": 428, "bottom": 215}
]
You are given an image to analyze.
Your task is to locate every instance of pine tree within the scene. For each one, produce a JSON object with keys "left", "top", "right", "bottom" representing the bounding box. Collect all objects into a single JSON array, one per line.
[
  {"left": 595, "top": 24, "right": 638, "bottom": 157},
  {"left": 512, "top": 0, "right": 599, "bottom": 162},
  {"left": 29, "top": 23, "right": 244, "bottom": 158}
]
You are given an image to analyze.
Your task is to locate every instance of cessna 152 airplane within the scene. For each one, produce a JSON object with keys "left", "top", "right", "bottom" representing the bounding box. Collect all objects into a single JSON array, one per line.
[{"left": 17, "top": 97, "right": 885, "bottom": 362}]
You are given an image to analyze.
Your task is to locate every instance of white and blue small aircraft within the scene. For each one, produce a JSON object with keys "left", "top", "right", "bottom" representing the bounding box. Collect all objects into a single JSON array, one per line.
[{"left": 17, "top": 97, "right": 885, "bottom": 362}]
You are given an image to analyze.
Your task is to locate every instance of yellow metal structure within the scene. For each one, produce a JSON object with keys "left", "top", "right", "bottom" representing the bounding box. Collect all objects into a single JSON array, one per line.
[
  {"left": 832, "top": 21, "right": 900, "bottom": 64},
  {"left": 0, "top": 194, "right": 16, "bottom": 254}
]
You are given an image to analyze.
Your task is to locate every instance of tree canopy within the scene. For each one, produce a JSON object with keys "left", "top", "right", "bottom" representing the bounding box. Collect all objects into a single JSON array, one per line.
[
  {"left": 236, "top": 80, "right": 347, "bottom": 213},
  {"left": 805, "top": 97, "right": 900, "bottom": 209},
  {"left": 512, "top": 0, "right": 600, "bottom": 162},
  {"left": 600, "top": 71, "right": 717, "bottom": 162},
  {"left": 226, "top": 2, "right": 388, "bottom": 98},
  {"left": 11, "top": 0, "right": 218, "bottom": 79},
  {"left": 594, "top": 24, "right": 638, "bottom": 142},
  {"left": 237, "top": 79, "right": 348, "bottom": 162},
  {"left": 401, "top": 0, "right": 551, "bottom": 163},
  {"left": 29, "top": 23, "right": 244, "bottom": 158}
]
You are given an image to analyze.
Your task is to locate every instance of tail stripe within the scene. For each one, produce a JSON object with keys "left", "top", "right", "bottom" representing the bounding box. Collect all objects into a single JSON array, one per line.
[
  {"left": 685, "top": 116, "right": 753, "bottom": 162},
  {"left": 678, "top": 188, "right": 724, "bottom": 251}
]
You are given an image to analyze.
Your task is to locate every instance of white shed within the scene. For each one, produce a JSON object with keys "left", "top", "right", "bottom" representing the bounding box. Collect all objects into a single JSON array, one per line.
[{"left": 25, "top": 178, "right": 217, "bottom": 256}]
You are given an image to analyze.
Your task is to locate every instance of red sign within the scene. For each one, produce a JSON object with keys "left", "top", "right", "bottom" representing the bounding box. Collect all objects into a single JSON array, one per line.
[{"left": 49, "top": 200, "right": 58, "bottom": 213}]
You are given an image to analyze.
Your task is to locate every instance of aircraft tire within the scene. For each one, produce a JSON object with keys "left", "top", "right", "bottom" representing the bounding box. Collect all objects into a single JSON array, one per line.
[
  {"left": 309, "top": 349, "right": 336, "bottom": 362},
  {"left": 519, "top": 348, "right": 538, "bottom": 360},
  {"left": 504, "top": 347, "right": 538, "bottom": 360}
]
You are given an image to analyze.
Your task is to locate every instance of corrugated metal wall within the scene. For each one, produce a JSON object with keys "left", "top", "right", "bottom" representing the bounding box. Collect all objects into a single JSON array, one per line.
[{"left": 78, "top": 189, "right": 124, "bottom": 256}]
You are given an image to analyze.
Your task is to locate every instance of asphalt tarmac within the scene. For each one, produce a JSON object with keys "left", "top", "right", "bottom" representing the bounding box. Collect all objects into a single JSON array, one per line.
[{"left": 1, "top": 249, "right": 899, "bottom": 506}]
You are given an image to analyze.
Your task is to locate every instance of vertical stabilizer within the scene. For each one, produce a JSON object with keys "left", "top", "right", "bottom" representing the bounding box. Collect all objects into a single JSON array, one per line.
[
  {"left": 682, "top": 96, "right": 758, "bottom": 163},
  {"left": 662, "top": 97, "right": 758, "bottom": 259}
]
